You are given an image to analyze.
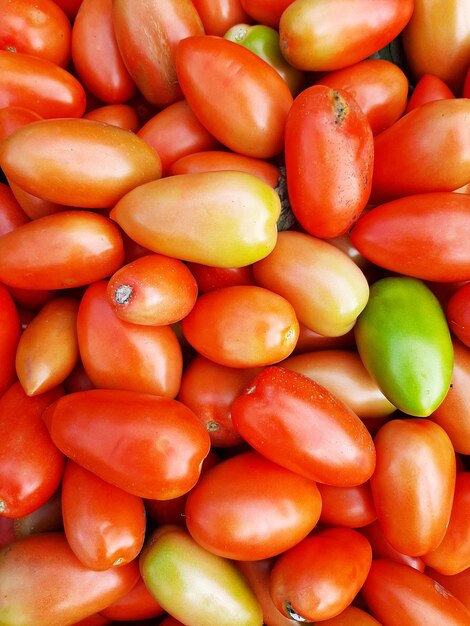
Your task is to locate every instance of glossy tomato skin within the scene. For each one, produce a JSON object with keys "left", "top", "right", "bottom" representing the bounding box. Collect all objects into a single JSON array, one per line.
[
  {"left": 279, "top": 0, "right": 413, "bottom": 71},
  {"left": 0, "top": 283, "right": 21, "bottom": 395},
  {"left": 371, "top": 418, "right": 456, "bottom": 557},
  {"left": 0, "top": 211, "right": 124, "bottom": 290},
  {"left": 406, "top": 73, "right": 455, "bottom": 113},
  {"left": 0, "top": 118, "right": 162, "bottom": 208},
  {"left": 284, "top": 85, "right": 374, "bottom": 239},
  {"left": 317, "top": 481, "right": 377, "bottom": 529},
  {"left": 231, "top": 366, "right": 376, "bottom": 486},
  {"left": 185, "top": 262, "right": 256, "bottom": 294},
  {"left": 181, "top": 286, "right": 299, "bottom": 368},
  {"left": 176, "top": 36, "right": 293, "bottom": 159},
  {"left": 371, "top": 99, "right": 470, "bottom": 203},
  {"left": 0, "top": 106, "right": 43, "bottom": 144},
  {"left": 427, "top": 567, "right": 470, "bottom": 612},
  {"left": 112, "top": 0, "right": 204, "bottom": 108},
  {"left": 84, "top": 103, "right": 140, "bottom": 132},
  {"left": 269, "top": 527, "right": 372, "bottom": 622},
  {"left": 110, "top": 171, "right": 281, "bottom": 268},
  {"left": 7, "top": 181, "right": 73, "bottom": 220},
  {"left": 240, "top": 0, "right": 294, "bottom": 28},
  {"left": 354, "top": 277, "right": 454, "bottom": 417},
  {"left": 44, "top": 389, "right": 211, "bottom": 500},
  {"left": 309, "top": 605, "right": 382, "bottom": 626},
  {"left": 77, "top": 280, "right": 183, "bottom": 398},
  {"left": 359, "top": 520, "right": 426, "bottom": 572},
  {"left": 185, "top": 451, "right": 322, "bottom": 560},
  {"left": 0, "top": 532, "right": 140, "bottom": 626},
  {"left": 0, "top": 50, "right": 86, "bottom": 118},
  {"left": 99, "top": 575, "right": 164, "bottom": 621},
  {"left": 0, "top": 182, "right": 29, "bottom": 235},
  {"left": 447, "top": 283, "right": 470, "bottom": 347},
  {"left": 0, "top": 382, "right": 64, "bottom": 518},
  {"left": 361, "top": 559, "right": 470, "bottom": 625},
  {"left": 192, "top": 0, "right": 252, "bottom": 36}
]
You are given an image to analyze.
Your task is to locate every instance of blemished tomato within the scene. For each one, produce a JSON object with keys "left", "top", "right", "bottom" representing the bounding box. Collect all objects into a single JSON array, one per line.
[
  {"left": 0, "top": 282, "right": 22, "bottom": 396},
  {"left": 447, "top": 283, "right": 470, "bottom": 348},
  {"left": 284, "top": 84, "right": 374, "bottom": 239},
  {"left": 361, "top": 559, "right": 470, "bottom": 625},
  {"left": 370, "top": 418, "right": 456, "bottom": 557},
  {"left": 231, "top": 366, "right": 376, "bottom": 486},
  {"left": 43, "top": 388, "right": 211, "bottom": 500},
  {"left": 176, "top": 35, "right": 293, "bottom": 159},
  {"left": 99, "top": 574, "right": 165, "bottom": 621},
  {"left": 181, "top": 286, "right": 299, "bottom": 368},
  {"left": 0, "top": 532, "right": 140, "bottom": 626},
  {"left": 185, "top": 451, "right": 322, "bottom": 560},
  {"left": 192, "top": 0, "right": 252, "bottom": 36},
  {"left": 269, "top": 527, "right": 372, "bottom": 622},
  {"left": 406, "top": 74, "right": 455, "bottom": 113},
  {"left": 279, "top": 0, "right": 413, "bottom": 71}
]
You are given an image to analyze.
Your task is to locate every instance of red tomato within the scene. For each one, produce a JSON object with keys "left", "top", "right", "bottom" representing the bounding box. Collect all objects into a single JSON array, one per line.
[
  {"left": 231, "top": 366, "right": 376, "bottom": 486},
  {"left": 7, "top": 180, "right": 73, "bottom": 220},
  {"left": 112, "top": 0, "right": 204, "bottom": 108},
  {"left": 10, "top": 488, "right": 63, "bottom": 541},
  {"left": 406, "top": 74, "right": 455, "bottom": 113},
  {"left": 192, "top": 0, "right": 252, "bottom": 35},
  {"left": 0, "top": 182, "right": 29, "bottom": 235},
  {"left": 269, "top": 527, "right": 372, "bottom": 622},
  {"left": 44, "top": 388, "right": 211, "bottom": 500},
  {"left": 185, "top": 450, "right": 322, "bottom": 560},
  {"left": 307, "top": 605, "right": 382, "bottom": 626},
  {"left": 447, "top": 284, "right": 470, "bottom": 347},
  {"left": 0, "top": 382, "right": 64, "bottom": 518},
  {"left": 176, "top": 36, "right": 293, "bottom": 158},
  {"left": 426, "top": 567, "right": 470, "bottom": 612},
  {"left": 370, "top": 418, "right": 456, "bottom": 556},
  {"left": 84, "top": 104, "right": 140, "bottom": 132},
  {"left": 359, "top": 521, "right": 426, "bottom": 572},
  {"left": 99, "top": 575, "right": 164, "bottom": 621},
  {"left": 77, "top": 280, "right": 183, "bottom": 398},
  {"left": 317, "top": 481, "right": 377, "bottom": 529},
  {"left": 240, "top": 0, "right": 294, "bottom": 28},
  {"left": 0, "top": 283, "right": 21, "bottom": 395},
  {"left": 181, "top": 286, "right": 299, "bottom": 368},
  {"left": 0, "top": 105, "right": 43, "bottom": 144},
  {"left": 361, "top": 559, "right": 470, "bottom": 625},
  {"left": 72, "top": 0, "right": 136, "bottom": 104},
  {"left": 0, "top": 50, "right": 86, "bottom": 118},
  {"left": 284, "top": 85, "right": 374, "bottom": 238},
  {"left": 54, "top": 0, "right": 83, "bottom": 20},
  {"left": 0, "top": 532, "right": 140, "bottom": 626},
  {"left": 186, "top": 262, "right": 256, "bottom": 294}
]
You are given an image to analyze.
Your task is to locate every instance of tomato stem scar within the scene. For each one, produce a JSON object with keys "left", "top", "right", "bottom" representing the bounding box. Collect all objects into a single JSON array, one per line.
[{"left": 114, "top": 284, "right": 133, "bottom": 305}]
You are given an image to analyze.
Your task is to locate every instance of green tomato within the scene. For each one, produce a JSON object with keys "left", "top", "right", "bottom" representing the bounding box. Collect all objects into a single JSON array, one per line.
[
  {"left": 140, "top": 525, "right": 263, "bottom": 626},
  {"left": 354, "top": 276, "right": 453, "bottom": 417},
  {"left": 224, "top": 23, "right": 304, "bottom": 95}
]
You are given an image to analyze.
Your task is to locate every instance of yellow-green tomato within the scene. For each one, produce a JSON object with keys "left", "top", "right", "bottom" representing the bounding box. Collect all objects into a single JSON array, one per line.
[
  {"left": 355, "top": 277, "right": 454, "bottom": 417},
  {"left": 140, "top": 525, "right": 263, "bottom": 626},
  {"left": 110, "top": 170, "right": 281, "bottom": 268}
]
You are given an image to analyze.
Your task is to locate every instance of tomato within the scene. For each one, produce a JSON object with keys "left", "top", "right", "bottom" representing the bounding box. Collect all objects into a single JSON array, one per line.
[
  {"left": 447, "top": 283, "right": 470, "bottom": 348},
  {"left": 140, "top": 525, "right": 263, "bottom": 626},
  {"left": 0, "top": 211, "right": 124, "bottom": 290},
  {"left": 192, "top": 0, "right": 252, "bottom": 36},
  {"left": 185, "top": 451, "right": 321, "bottom": 560},
  {"left": 359, "top": 521, "right": 426, "bottom": 572},
  {"left": 84, "top": 104, "right": 140, "bottom": 132},
  {"left": 176, "top": 36, "right": 293, "bottom": 159},
  {"left": 62, "top": 460, "right": 146, "bottom": 571},
  {"left": 185, "top": 262, "right": 256, "bottom": 294},
  {"left": 99, "top": 575, "right": 164, "bottom": 621},
  {"left": 0, "top": 182, "right": 29, "bottom": 235},
  {"left": 231, "top": 366, "right": 376, "bottom": 486},
  {"left": 351, "top": 193, "right": 470, "bottom": 282},
  {"left": 253, "top": 231, "right": 369, "bottom": 337},
  {"left": 308, "top": 605, "right": 382, "bottom": 626},
  {"left": 0, "top": 118, "right": 162, "bottom": 208},
  {"left": 361, "top": 559, "right": 470, "bottom": 625},
  {"left": 317, "top": 481, "right": 377, "bottom": 529},
  {"left": 7, "top": 180, "right": 73, "bottom": 220},
  {"left": 293, "top": 325, "right": 356, "bottom": 354},
  {"left": 112, "top": 0, "right": 204, "bottom": 108},
  {"left": 371, "top": 418, "right": 456, "bottom": 556},
  {"left": 10, "top": 488, "right": 63, "bottom": 541},
  {"left": 110, "top": 171, "right": 281, "bottom": 268},
  {"left": 54, "top": 0, "right": 83, "bottom": 20},
  {"left": 177, "top": 355, "right": 261, "bottom": 447},
  {"left": 279, "top": 0, "right": 413, "bottom": 71},
  {"left": 371, "top": 98, "right": 470, "bottom": 203},
  {"left": 0, "top": 105, "right": 43, "bottom": 144},
  {"left": 284, "top": 85, "right": 374, "bottom": 239},
  {"left": 422, "top": 472, "right": 470, "bottom": 575},
  {"left": 0, "top": 382, "right": 64, "bottom": 518},
  {"left": 181, "top": 286, "right": 299, "bottom": 367},
  {"left": 426, "top": 567, "right": 470, "bottom": 612},
  {"left": 0, "top": 50, "right": 86, "bottom": 118},
  {"left": 77, "top": 280, "right": 183, "bottom": 397},
  {"left": 0, "top": 283, "right": 21, "bottom": 396},
  {"left": 0, "top": 532, "right": 140, "bottom": 626},
  {"left": 406, "top": 74, "right": 455, "bottom": 113},
  {"left": 106, "top": 254, "right": 198, "bottom": 326},
  {"left": 44, "top": 388, "right": 211, "bottom": 500},
  {"left": 269, "top": 527, "right": 372, "bottom": 622},
  {"left": 316, "top": 59, "right": 409, "bottom": 135},
  {"left": 239, "top": 0, "right": 294, "bottom": 29},
  {"left": 282, "top": 349, "right": 396, "bottom": 419},
  {"left": 402, "top": 0, "right": 470, "bottom": 93},
  {"left": 354, "top": 277, "right": 454, "bottom": 417}
]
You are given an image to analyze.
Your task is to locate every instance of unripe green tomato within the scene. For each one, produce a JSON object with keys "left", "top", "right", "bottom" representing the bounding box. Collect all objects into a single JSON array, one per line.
[
  {"left": 355, "top": 277, "right": 453, "bottom": 417},
  {"left": 140, "top": 525, "right": 263, "bottom": 626}
]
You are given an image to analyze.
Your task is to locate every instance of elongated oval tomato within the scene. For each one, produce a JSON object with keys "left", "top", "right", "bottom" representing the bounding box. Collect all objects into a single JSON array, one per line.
[
  {"left": 0, "top": 118, "right": 162, "bottom": 208},
  {"left": 84, "top": 103, "right": 140, "bottom": 132},
  {"left": 308, "top": 605, "right": 381, "bottom": 626},
  {"left": 279, "top": 0, "right": 413, "bottom": 71},
  {"left": 0, "top": 532, "right": 140, "bottom": 626},
  {"left": 7, "top": 180, "right": 73, "bottom": 220},
  {"left": 0, "top": 50, "right": 86, "bottom": 118},
  {"left": 186, "top": 262, "right": 256, "bottom": 293},
  {"left": 427, "top": 568, "right": 470, "bottom": 612},
  {"left": 351, "top": 193, "right": 470, "bottom": 282},
  {"left": 359, "top": 521, "right": 426, "bottom": 572},
  {"left": 284, "top": 85, "right": 374, "bottom": 238},
  {"left": 447, "top": 284, "right": 470, "bottom": 348},
  {"left": 0, "top": 211, "right": 124, "bottom": 290},
  {"left": 192, "top": 0, "right": 252, "bottom": 36},
  {"left": 371, "top": 98, "right": 470, "bottom": 203},
  {"left": 0, "top": 105, "right": 43, "bottom": 144},
  {"left": 176, "top": 36, "right": 293, "bottom": 158},
  {"left": 406, "top": 74, "right": 455, "bottom": 113},
  {"left": 0, "top": 283, "right": 21, "bottom": 396},
  {"left": 371, "top": 418, "right": 456, "bottom": 557},
  {"left": 231, "top": 366, "right": 376, "bottom": 486},
  {"left": 181, "top": 286, "right": 299, "bottom": 368},
  {"left": 240, "top": 0, "right": 294, "bottom": 29},
  {"left": 77, "top": 280, "right": 183, "bottom": 398},
  {"left": 0, "top": 182, "right": 29, "bottom": 235},
  {"left": 110, "top": 171, "right": 280, "bottom": 268},
  {"left": 44, "top": 389, "right": 211, "bottom": 500},
  {"left": 317, "top": 481, "right": 377, "bottom": 529},
  {"left": 99, "top": 575, "right": 164, "bottom": 621}
]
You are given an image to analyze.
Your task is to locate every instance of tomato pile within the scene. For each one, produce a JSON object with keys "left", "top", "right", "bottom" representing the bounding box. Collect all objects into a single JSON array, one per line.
[{"left": 0, "top": 0, "right": 470, "bottom": 625}]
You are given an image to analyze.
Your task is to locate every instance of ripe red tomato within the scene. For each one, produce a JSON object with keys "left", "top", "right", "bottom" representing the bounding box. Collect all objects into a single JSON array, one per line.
[
  {"left": 317, "top": 481, "right": 377, "bottom": 529},
  {"left": 0, "top": 106, "right": 43, "bottom": 144},
  {"left": 359, "top": 521, "right": 426, "bottom": 572},
  {"left": 192, "top": 0, "right": 252, "bottom": 36},
  {"left": 406, "top": 73, "right": 455, "bottom": 113},
  {"left": 240, "top": 0, "right": 294, "bottom": 28},
  {"left": 447, "top": 283, "right": 470, "bottom": 347},
  {"left": 0, "top": 283, "right": 21, "bottom": 395},
  {"left": 84, "top": 104, "right": 140, "bottom": 132},
  {"left": 0, "top": 182, "right": 29, "bottom": 235},
  {"left": 99, "top": 575, "right": 165, "bottom": 621}
]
